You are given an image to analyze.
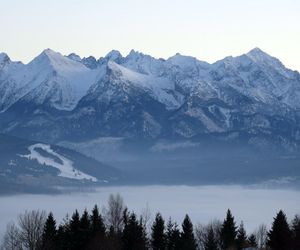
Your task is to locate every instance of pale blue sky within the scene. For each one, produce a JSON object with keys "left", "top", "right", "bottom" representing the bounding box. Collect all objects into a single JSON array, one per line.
[{"left": 0, "top": 0, "right": 299, "bottom": 70}]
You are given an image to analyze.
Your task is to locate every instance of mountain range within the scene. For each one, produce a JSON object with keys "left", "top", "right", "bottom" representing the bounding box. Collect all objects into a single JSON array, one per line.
[
  {"left": 0, "top": 48, "right": 299, "bottom": 152},
  {"left": 1, "top": 48, "right": 300, "bottom": 192}
]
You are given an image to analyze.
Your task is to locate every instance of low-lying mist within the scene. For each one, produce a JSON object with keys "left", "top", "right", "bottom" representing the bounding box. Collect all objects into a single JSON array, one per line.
[{"left": 1, "top": 185, "right": 299, "bottom": 237}]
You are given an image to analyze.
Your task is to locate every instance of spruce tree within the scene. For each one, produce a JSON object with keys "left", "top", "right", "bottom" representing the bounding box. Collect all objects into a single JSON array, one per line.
[
  {"left": 291, "top": 215, "right": 300, "bottom": 250},
  {"left": 56, "top": 218, "right": 71, "bottom": 250},
  {"left": 88, "top": 204, "right": 106, "bottom": 249},
  {"left": 220, "top": 209, "right": 237, "bottom": 250},
  {"left": 42, "top": 212, "right": 57, "bottom": 250},
  {"left": 106, "top": 225, "right": 122, "bottom": 250},
  {"left": 236, "top": 221, "right": 247, "bottom": 250},
  {"left": 56, "top": 225, "right": 67, "bottom": 250},
  {"left": 166, "top": 218, "right": 181, "bottom": 250},
  {"left": 90, "top": 205, "right": 106, "bottom": 235},
  {"left": 69, "top": 210, "right": 81, "bottom": 250},
  {"left": 79, "top": 209, "right": 91, "bottom": 249},
  {"left": 180, "top": 214, "right": 197, "bottom": 250},
  {"left": 122, "top": 212, "right": 147, "bottom": 250},
  {"left": 166, "top": 218, "right": 174, "bottom": 249},
  {"left": 248, "top": 234, "right": 257, "bottom": 248},
  {"left": 267, "top": 210, "right": 292, "bottom": 250},
  {"left": 204, "top": 226, "right": 218, "bottom": 250},
  {"left": 151, "top": 213, "right": 166, "bottom": 250}
]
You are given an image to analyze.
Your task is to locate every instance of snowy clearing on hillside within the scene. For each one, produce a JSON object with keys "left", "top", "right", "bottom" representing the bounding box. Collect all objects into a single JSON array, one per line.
[{"left": 20, "top": 143, "right": 97, "bottom": 181}]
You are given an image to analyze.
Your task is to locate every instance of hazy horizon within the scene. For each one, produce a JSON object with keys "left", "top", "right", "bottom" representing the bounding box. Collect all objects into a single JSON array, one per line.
[{"left": 1, "top": 0, "right": 299, "bottom": 71}]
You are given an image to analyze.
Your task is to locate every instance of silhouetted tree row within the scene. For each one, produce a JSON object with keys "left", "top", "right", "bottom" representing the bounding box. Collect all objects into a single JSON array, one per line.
[{"left": 1, "top": 194, "right": 300, "bottom": 250}]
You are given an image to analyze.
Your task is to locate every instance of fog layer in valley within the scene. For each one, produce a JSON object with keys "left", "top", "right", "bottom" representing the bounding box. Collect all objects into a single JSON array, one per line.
[{"left": 1, "top": 185, "right": 299, "bottom": 237}]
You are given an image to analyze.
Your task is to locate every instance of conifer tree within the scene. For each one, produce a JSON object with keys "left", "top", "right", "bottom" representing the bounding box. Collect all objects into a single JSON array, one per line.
[
  {"left": 220, "top": 209, "right": 237, "bottom": 250},
  {"left": 106, "top": 225, "right": 122, "bottom": 250},
  {"left": 151, "top": 213, "right": 166, "bottom": 250},
  {"left": 166, "top": 218, "right": 181, "bottom": 250},
  {"left": 291, "top": 215, "right": 300, "bottom": 250},
  {"left": 79, "top": 209, "right": 91, "bottom": 249},
  {"left": 180, "top": 214, "right": 197, "bottom": 250},
  {"left": 267, "top": 210, "right": 292, "bottom": 250},
  {"left": 236, "top": 221, "right": 247, "bottom": 250},
  {"left": 166, "top": 218, "right": 174, "bottom": 247},
  {"left": 90, "top": 205, "right": 105, "bottom": 234},
  {"left": 42, "top": 212, "right": 57, "bottom": 250},
  {"left": 122, "top": 212, "right": 147, "bottom": 250},
  {"left": 69, "top": 210, "right": 81, "bottom": 250},
  {"left": 204, "top": 226, "right": 218, "bottom": 250},
  {"left": 57, "top": 222, "right": 70, "bottom": 250},
  {"left": 248, "top": 234, "right": 257, "bottom": 248}
]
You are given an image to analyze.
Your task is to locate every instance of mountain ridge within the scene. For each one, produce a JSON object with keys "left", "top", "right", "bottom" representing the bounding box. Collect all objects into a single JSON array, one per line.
[{"left": 0, "top": 48, "right": 300, "bottom": 152}]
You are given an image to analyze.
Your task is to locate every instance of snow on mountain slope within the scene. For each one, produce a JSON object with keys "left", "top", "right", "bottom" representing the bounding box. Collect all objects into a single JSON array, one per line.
[
  {"left": 1, "top": 48, "right": 300, "bottom": 150},
  {"left": 167, "top": 53, "right": 210, "bottom": 71},
  {"left": 20, "top": 143, "right": 97, "bottom": 181},
  {"left": 0, "top": 53, "right": 12, "bottom": 69},
  {"left": 206, "top": 48, "right": 300, "bottom": 108},
  {"left": 107, "top": 61, "right": 184, "bottom": 109},
  {"left": 1, "top": 47, "right": 299, "bottom": 112},
  {"left": 246, "top": 47, "right": 294, "bottom": 79},
  {"left": 105, "top": 50, "right": 123, "bottom": 63},
  {"left": 0, "top": 49, "right": 99, "bottom": 111},
  {"left": 121, "top": 50, "right": 168, "bottom": 77}
]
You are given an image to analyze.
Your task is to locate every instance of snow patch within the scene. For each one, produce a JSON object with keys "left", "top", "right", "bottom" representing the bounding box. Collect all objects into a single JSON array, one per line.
[
  {"left": 108, "top": 61, "right": 184, "bottom": 109},
  {"left": 20, "top": 143, "right": 97, "bottom": 182}
]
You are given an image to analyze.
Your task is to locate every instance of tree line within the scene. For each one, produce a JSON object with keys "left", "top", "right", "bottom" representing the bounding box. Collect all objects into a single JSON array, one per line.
[{"left": 1, "top": 194, "right": 300, "bottom": 250}]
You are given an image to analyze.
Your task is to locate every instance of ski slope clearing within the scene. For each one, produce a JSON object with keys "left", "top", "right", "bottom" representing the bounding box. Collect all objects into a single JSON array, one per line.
[{"left": 20, "top": 143, "right": 97, "bottom": 182}]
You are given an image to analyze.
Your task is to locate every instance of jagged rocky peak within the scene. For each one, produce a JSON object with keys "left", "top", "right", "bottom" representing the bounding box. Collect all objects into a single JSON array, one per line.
[
  {"left": 127, "top": 49, "right": 143, "bottom": 58},
  {"left": 31, "top": 48, "right": 65, "bottom": 66},
  {"left": 246, "top": 47, "right": 280, "bottom": 65},
  {"left": 0, "top": 52, "right": 10, "bottom": 62},
  {"left": 105, "top": 50, "right": 123, "bottom": 62},
  {"left": 0, "top": 52, "right": 11, "bottom": 68},
  {"left": 67, "top": 52, "right": 98, "bottom": 69},
  {"left": 167, "top": 52, "right": 210, "bottom": 70},
  {"left": 125, "top": 49, "right": 158, "bottom": 62},
  {"left": 82, "top": 56, "right": 98, "bottom": 69},
  {"left": 246, "top": 47, "right": 269, "bottom": 57},
  {"left": 168, "top": 52, "right": 197, "bottom": 64},
  {"left": 122, "top": 49, "right": 167, "bottom": 76},
  {"left": 67, "top": 53, "right": 82, "bottom": 62},
  {"left": 40, "top": 48, "right": 61, "bottom": 58},
  {"left": 30, "top": 49, "right": 92, "bottom": 73},
  {"left": 245, "top": 47, "right": 294, "bottom": 77}
]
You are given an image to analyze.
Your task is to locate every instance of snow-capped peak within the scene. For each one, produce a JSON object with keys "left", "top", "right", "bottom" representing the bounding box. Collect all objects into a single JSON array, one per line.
[
  {"left": 0, "top": 49, "right": 100, "bottom": 112},
  {"left": 105, "top": 50, "right": 123, "bottom": 62},
  {"left": 246, "top": 47, "right": 293, "bottom": 78},
  {"left": 41, "top": 48, "right": 61, "bottom": 59},
  {"left": 0, "top": 52, "right": 11, "bottom": 68},
  {"left": 0, "top": 52, "right": 10, "bottom": 62},
  {"left": 168, "top": 53, "right": 198, "bottom": 65},
  {"left": 30, "top": 49, "right": 64, "bottom": 68},
  {"left": 246, "top": 47, "right": 273, "bottom": 62},
  {"left": 30, "top": 49, "right": 92, "bottom": 73},
  {"left": 126, "top": 49, "right": 146, "bottom": 60},
  {"left": 106, "top": 61, "right": 184, "bottom": 109},
  {"left": 67, "top": 53, "right": 82, "bottom": 62},
  {"left": 167, "top": 53, "right": 210, "bottom": 71},
  {"left": 82, "top": 56, "right": 98, "bottom": 69}
]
